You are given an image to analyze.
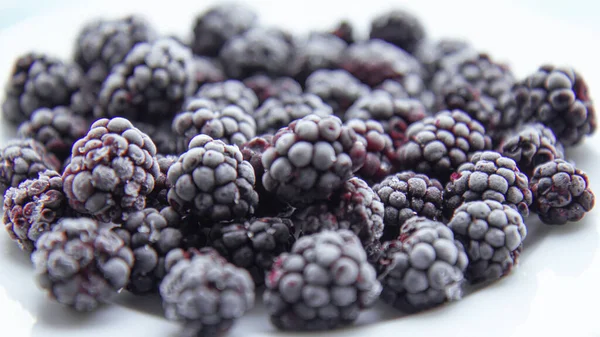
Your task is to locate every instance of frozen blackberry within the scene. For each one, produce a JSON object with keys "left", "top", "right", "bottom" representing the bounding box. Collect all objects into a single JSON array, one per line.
[
  {"left": 376, "top": 78, "right": 435, "bottom": 111},
  {"left": 372, "top": 171, "right": 444, "bottom": 241},
  {"left": 209, "top": 217, "right": 296, "bottom": 285},
  {"left": 330, "top": 20, "right": 355, "bottom": 45},
  {"left": 17, "top": 106, "right": 88, "bottom": 161},
  {"left": 146, "top": 154, "right": 178, "bottom": 209},
  {"left": 243, "top": 75, "right": 302, "bottom": 105},
  {"left": 261, "top": 114, "right": 366, "bottom": 206},
  {"left": 447, "top": 200, "right": 526, "bottom": 283},
  {"left": 396, "top": 109, "right": 492, "bottom": 179},
  {"left": 62, "top": 117, "right": 160, "bottom": 222},
  {"left": 32, "top": 217, "right": 134, "bottom": 311},
  {"left": 529, "top": 159, "right": 595, "bottom": 225},
  {"left": 293, "top": 33, "right": 347, "bottom": 84},
  {"left": 339, "top": 39, "right": 423, "bottom": 88},
  {"left": 172, "top": 98, "right": 257, "bottom": 153},
  {"left": 344, "top": 119, "right": 394, "bottom": 183},
  {"left": 497, "top": 123, "right": 565, "bottom": 176},
  {"left": 160, "top": 247, "right": 255, "bottom": 337},
  {"left": 219, "top": 27, "right": 297, "bottom": 79},
  {"left": 166, "top": 135, "right": 259, "bottom": 222},
  {"left": 3, "top": 170, "right": 66, "bottom": 252},
  {"left": 369, "top": 9, "right": 426, "bottom": 55},
  {"left": 263, "top": 230, "right": 381, "bottom": 331},
  {"left": 191, "top": 3, "right": 257, "bottom": 57},
  {"left": 68, "top": 81, "right": 98, "bottom": 119},
  {"left": 136, "top": 122, "right": 178, "bottom": 156},
  {"left": 378, "top": 217, "right": 468, "bottom": 312},
  {"left": 195, "top": 79, "right": 259, "bottom": 115},
  {"left": 94, "top": 38, "right": 196, "bottom": 123},
  {"left": 253, "top": 93, "right": 333, "bottom": 135},
  {"left": 0, "top": 138, "right": 61, "bottom": 194},
  {"left": 2, "top": 53, "right": 84, "bottom": 124},
  {"left": 74, "top": 15, "right": 156, "bottom": 89},
  {"left": 444, "top": 151, "right": 533, "bottom": 219},
  {"left": 305, "top": 69, "right": 370, "bottom": 117},
  {"left": 192, "top": 56, "right": 226, "bottom": 89},
  {"left": 414, "top": 38, "right": 472, "bottom": 84},
  {"left": 345, "top": 90, "right": 428, "bottom": 150},
  {"left": 513, "top": 65, "right": 596, "bottom": 146}
]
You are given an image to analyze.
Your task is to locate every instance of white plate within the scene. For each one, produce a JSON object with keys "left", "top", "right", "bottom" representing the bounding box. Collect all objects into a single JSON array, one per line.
[{"left": 0, "top": 1, "right": 599, "bottom": 336}]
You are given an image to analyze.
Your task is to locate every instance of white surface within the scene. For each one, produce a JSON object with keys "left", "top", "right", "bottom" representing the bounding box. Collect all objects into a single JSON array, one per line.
[{"left": 0, "top": 1, "right": 599, "bottom": 336}]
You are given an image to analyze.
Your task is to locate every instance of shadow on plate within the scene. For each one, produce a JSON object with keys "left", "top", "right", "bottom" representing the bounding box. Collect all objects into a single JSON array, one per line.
[{"left": 111, "top": 291, "right": 165, "bottom": 318}]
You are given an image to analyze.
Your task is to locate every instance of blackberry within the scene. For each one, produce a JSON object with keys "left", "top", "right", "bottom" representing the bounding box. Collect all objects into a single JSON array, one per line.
[
  {"left": 243, "top": 75, "right": 302, "bottom": 105},
  {"left": 497, "top": 123, "right": 565, "bottom": 176},
  {"left": 209, "top": 217, "right": 296, "bottom": 285},
  {"left": 192, "top": 56, "right": 226, "bottom": 89},
  {"left": 414, "top": 38, "right": 472, "bottom": 84},
  {"left": 159, "top": 247, "right": 255, "bottom": 337},
  {"left": 261, "top": 114, "right": 366, "bottom": 206},
  {"left": 396, "top": 109, "right": 493, "bottom": 180},
  {"left": 3, "top": 170, "right": 66, "bottom": 252},
  {"left": 166, "top": 135, "right": 259, "bottom": 222},
  {"left": 376, "top": 78, "right": 435, "bottom": 111},
  {"left": 372, "top": 171, "right": 444, "bottom": 241},
  {"left": 172, "top": 98, "right": 256, "bottom": 153},
  {"left": 113, "top": 207, "right": 185, "bottom": 294},
  {"left": 62, "top": 117, "right": 160, "bottom": 223},
  {"left": 195, "top": 80, "right": 259, "bottom": 115},
  {"left": 344, "top": 119, "right": 394, "bottom": 183},
  {"left": 147, "top": 154, "right": 178, "bottom": 209},
  {"left": 330, "top": 20, "right": 355, "bottom": 45},
  {"left": 447, "top": 200, "right": 526, "bottom": 283},
  {"left": 94, "top": 38, "right": 196, "bottom": 123},
  {"left": 444, "top": 151, "right": 533, "bottom": 219},
  {"left": 378, "top": 217, "right": 468, "bottom": 312},
  {"left": 2, "top": 53, "right": 84, "bottom": 124},
  {"left": 293, "top": 33, "right": 347, "bottom": 84},
  {"left": 529, "top": 159, "right": 595, "bottom": 225},
  {"left": 219, "top": 27, "right": 297, "bottom": 79},
  {"left": 68, "top": 81, "right": 98, "bottom": 119},
  {"left": 17, "top": 106, "right": 88, "bottom": 161},
  {"left": 339, "top": 39, "right": 423, "bottom": 88},
  {"left": 31, "top": 218, "right": 134, "bottom": 311},
  {"left": 191, "top": 3, "right": 257, "bottom": 57},
  {"left": 369, "top": 9, "right": 426, "bottom": 55},
  {"left": 513, "top": 65, "right": 596, "bottom": 146},
  {"left": 305, "top": 69, "right": 370, "bottom": 117},
  {"left": 345, "top": 90, "right": 429, "bottom": 150},
  {"left": 74, "top": 15, "right": 156, "bottom": 89},
  {"left": 253, "top": 93, "right": 333, "bottom": 135},
  {"left": 136, "top": 122, "right": 178, "bottom": 156},
  {"left": 263, "top": 230, "right": 381, "bottom": 331},
  {"left": 0, "top": 138, "right": 61, "bottom": 194}
]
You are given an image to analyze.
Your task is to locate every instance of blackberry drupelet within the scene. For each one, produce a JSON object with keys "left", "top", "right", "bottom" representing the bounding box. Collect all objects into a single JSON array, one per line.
[
  {"left": 2, "top": 53, "right": 84, "bottom": 124},
  {"left": 62, "top": 117, "right": 160, "bottom": 222},
  {"left": 369, "top": 9, "right": 426, "bottom": 55},
  {"left": 444, "top": 151, "right": 533, "bottom": 219},
  {"left": 243, "top": 75, "right": 302, "bottom": 105},
  {"left": 74, "top": 15, "right": 156, "bottom": 89},
  {"left": 253, "top": 93, "right": 333, "bottom": 135},
  {"left": 330, "top": 20, "right": 355, "bottom": 45},
  {"left": 219, "top": 27, "right": 297, "bottom": 79},
  {"left": 3, "top": 170, "right": 66, "bottom": 252},
  {"left": 17, "top": 106, "right": 88, "bottom": 161},
  {"left": 166, "top": 135, "right": 259, "bottom": 222},
  {"left": 529, "top": 159, "right": 595, "bottom": 225},
  {"left": 263, "top": 230, "right": 381, "bottom": 331},
  {"left": 396, "top": 109, "right": 492, "bottom": 180},
  {"left": 513, "top": 65, "right": 596, "bottom": 146},
  {"left": 32, "top": 217, "right": 134, "bottom": 311},
  {"left": 191, "top": 3, "right": 257, "bottom": 57},
  {"left": 195, "top": 79, "right": 259, "bottom": 115},
  {"left": 339, "top": 39, "right": 423, "bottom": 87},
  {"left": 414, "top": 38, "right": 472, "bottom": 84},
  {"left": 192, "top": 56, "right": 226, "bottom": 90},
  {"left": 172, "top": 98, "right": 256, "bottom": 153},
  {"left": 261, "top": 114, "right": 366, "bottom": 206},
  {"left": 94, "top": 38, "right": 196, "bottom": 123},
  {"left": 376, "top": 78, "right": 435, "bottom": 111},
  {"left": 497, "top": 123, "right": 565, "bottom": 176},
  {"left": 344, "top": 119, "right": 394, "bottom": 183},
  {"left": 159, "top": 247, "right": 255, "bottom": 337},
  {"left": 146, "top": 154, "right": 178, "bottom": 209},
  {"left": 209, "top": 217, "right": 296, "bottom": 285},
  {"left": 378, "top": 217, "right": 468, "bottom": 312},
  {"left": 447, "top": 200, "right": 526, "bottom": 283},
  {"left": 293, "top": 33, "right": 347, "bottom": 84},
  {"left": 0, "top": 138, "right": 61, "bottom": 194},
  {"left": 305, "top": 69, "right": 370, "bottom": 117},
  {"left": 372, "top": 171, "right": 444, "bottom": 241}
]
